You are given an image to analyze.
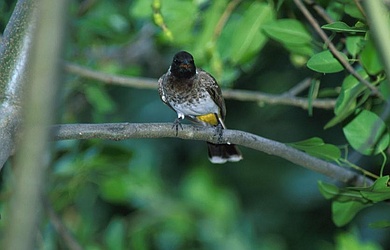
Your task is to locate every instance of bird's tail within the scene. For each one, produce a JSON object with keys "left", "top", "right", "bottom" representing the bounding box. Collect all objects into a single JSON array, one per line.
[{"left": 207, "top": 142, "right": 243, "bottom": 164}]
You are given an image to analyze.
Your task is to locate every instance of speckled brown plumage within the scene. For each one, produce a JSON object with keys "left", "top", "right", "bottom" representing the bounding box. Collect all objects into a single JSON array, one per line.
[{"left": 158, "top": 51, "right": 242, "bottom": 164}]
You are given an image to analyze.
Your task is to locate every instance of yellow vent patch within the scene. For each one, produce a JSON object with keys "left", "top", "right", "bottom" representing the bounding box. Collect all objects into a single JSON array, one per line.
[{"left": 196, "top": 113, "right": 218, "bottom": 126}]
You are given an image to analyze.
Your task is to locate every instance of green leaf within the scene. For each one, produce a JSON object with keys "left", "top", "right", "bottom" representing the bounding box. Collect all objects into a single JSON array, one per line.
[
  {"left": 100, "top": 175, "right": 131, "bottom": 203},
  {"left": 358, "top": 176, "right": 390, "bottom": 202},
  {"left": 131, "top": 0, "right": 152, "bottom": 19},
  {"left": 324, "top": 70, "right": 369, "bottom": 129},
  {"left": 318, "top": 181, "right": 342, "bottom": 200},
  {"left": 343, "top": 110, "right": 390, "bottom": 155},
  {"left": 224, "top": 2, "right": 274, "bottom": 64},
  {"left": 369, "top": 220, "right": 390, "bottom": 228},
  {"left": 289, "top": 137, "right": 341, "bottom": 162},
  {"left": 326, "top": 1, "right": 344, "bottom": 21},
  {"left": 318, "top": 181, "right": 377, "bottom": 227},
  {"left": 84, "top": 84, "right": 116, "bottom": 114},
  {"left": 335, "top": 232, "right": 383, "bottom": 250},
  {"left": 379, "top": 79, "right": 390, "bottom": 99},
  {"left": 360, "top": 37, "right": 383, "bottom": 75},
  {"left": 307, "top": 50, "right": 348, "bottom": 73},
  {"left": 284, "top": 43, "right": 314, "bottom": 56},
  {"left": 346, "top": 36, "right": 364, "bottom": 57},
  {"left": 322, "top": 21, "right": 367, "bottom": 33},
  {"left": 262, "top": 19, "right": 312, "bottom": 45},
  {"left": 105, "top": 218, "right": 126, "bottom": 250},
  {"left": 194, "top": 0, "right": 228, "bottom": 56},
  {"left": 324, "top": 176, "right": 390, "bottom": 226},
  {"left": 332, "top": 199, "right": 371, "bottom": 227},
  {"left": 318, "top": 181, "right": 367, "bottom": 203},
  {"left": 344, "top": 2, "right": 365, "bottom": 19},
  {"left": 160, "top": 0, "right": 197, "bottom": 45}
]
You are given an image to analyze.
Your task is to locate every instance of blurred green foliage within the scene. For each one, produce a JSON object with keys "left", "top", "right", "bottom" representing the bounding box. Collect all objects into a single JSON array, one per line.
[{"left": 1, "top": 0, "right": 390, "bottom": 249}]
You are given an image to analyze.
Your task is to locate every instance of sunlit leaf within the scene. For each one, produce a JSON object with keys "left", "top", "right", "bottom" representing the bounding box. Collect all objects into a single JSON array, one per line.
[
  {"left": 194, "top": 0, "right": 228, "bottom": 57},
  {"left": 262, "top": 19, "right": 312, "bottom": 45},
  {"left": 343, "top": 110, "right": 390, "bottom": 155},
  {"left": 224, "top": 2, "right": 274, "bottom": 64},
  {"left": 335, "top": 232, "right": 383, "bottom": 250},
  {"left": 160, "top": 0, "right": 197, "bottom": 44}
]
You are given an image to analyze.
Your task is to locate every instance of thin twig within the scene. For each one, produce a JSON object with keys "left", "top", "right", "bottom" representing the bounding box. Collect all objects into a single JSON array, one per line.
[
  {"left": 353, "top": 0, "right": 366, "bottom": 19},
  {"left": 213, "top": 0, "right": 242, "bottom": 39},
  {"left": 51, "top": 122, "right": 374, "bottom": 187},
  {"left": 64, "top": 62, "right": 336, "bottom": 110},
  {"left": 304, "top": 0, "right": 334, "bottom": 24},
  {"left": 282, "top": 77, "right": 312, "bottom": 96},
  {"left": 222, "top": 88, "right": 335, "bottom": 109},
  {"left": 294, "top": 0, "right": 382, "bottom": 98},
  {"left": 64, "top": 62, "right": 157, "bottom": 89}
]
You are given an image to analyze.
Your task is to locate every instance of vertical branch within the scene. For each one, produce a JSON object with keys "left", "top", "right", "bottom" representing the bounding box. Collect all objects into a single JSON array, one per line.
[
  {"left": 0, "top": 0, "right": 38, "bottom": 169},
  {"left": 3, "top": 0, "right": 66, "bottom": 249},
  {"left": 364, "top": 1, "right": 390, "bottom": 90}
]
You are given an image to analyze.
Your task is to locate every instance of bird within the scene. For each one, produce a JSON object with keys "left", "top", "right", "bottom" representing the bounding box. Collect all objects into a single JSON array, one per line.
[{"left": 158, "top": 51, "right": 243, "bottom": 164}]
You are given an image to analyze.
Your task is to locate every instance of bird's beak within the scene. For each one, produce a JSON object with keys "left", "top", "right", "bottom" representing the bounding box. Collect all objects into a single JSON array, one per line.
[{"left": 179, "top": 63, "right": 191, "bottom": 69}]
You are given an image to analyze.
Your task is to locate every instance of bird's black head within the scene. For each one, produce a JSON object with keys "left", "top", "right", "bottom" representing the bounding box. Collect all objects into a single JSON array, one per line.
[{"left": 170, "top": 51, "right": 196, "bottom": 79}]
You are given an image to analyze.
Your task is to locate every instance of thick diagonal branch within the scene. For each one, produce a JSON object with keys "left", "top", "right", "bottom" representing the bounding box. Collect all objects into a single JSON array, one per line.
[{"left": 52, "top": 122, "right": 373, "bottom": 187}]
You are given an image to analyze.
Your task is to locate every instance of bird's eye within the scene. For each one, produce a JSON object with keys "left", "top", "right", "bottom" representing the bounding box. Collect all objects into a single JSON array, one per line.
[{"left": 173, "top": 59, "right": 179, "bottom": 64}]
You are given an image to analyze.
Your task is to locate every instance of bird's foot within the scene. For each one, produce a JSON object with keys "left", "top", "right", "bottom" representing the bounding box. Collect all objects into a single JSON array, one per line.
[
  {"left": 215, "top": 123, "right": 224, "bottom": 144},
  {"left": 172, "top": 118, "right": 183, "bottom": 136}
]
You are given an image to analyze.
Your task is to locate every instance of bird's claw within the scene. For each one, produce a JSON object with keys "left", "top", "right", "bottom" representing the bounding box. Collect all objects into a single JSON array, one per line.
[
  {"left": 172, "top": 118, "right": 183, "bottom": 136},
  {"left": 215, "top": 123, "right": 224, "bottom": 143}
]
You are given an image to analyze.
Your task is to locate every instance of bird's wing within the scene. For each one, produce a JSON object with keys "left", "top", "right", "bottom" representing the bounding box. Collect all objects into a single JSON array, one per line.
[{"left": 198, "top": 70, "right": 226, "bottom": 120}]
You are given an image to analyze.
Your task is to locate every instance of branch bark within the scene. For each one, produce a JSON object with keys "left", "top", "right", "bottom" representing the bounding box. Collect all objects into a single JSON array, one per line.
[
  {"left": 52, "top": 123, "right": 373, "bottom": 187},
  {"left": 0, "top": 0, "right": 37, "bottom": 169},
  {"left": 294, "top": 0, "right": 382, "bottom": 98},
  {"left": 3, "top": 0, "right": 66, "bottom": 249},
  {"left": 64, "top": 62, "right": 336, "bottom": 110}
]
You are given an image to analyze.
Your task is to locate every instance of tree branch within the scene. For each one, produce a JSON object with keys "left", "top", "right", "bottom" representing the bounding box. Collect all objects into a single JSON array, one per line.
[
  {"left": 4, "top": 0, "right": 66, "bottom": 249},
  {"left": 0, "top": 0, "right": 37, "bottom": 170},
  {"left": 213, "top": 0, "right": 242, "bottom": 40},
  {"left": 294, "top": 0, "right": 382, "bottom": 98},
  {"left": 51, "top": 123, "right": 373, "bottom": 187},
  {"left": 64, "top": 62, "right": 336, "bottom": 110},
  {"left": 303, "top": 0, "right": 334, "bottom": 24},
  {"left": 282, "top": 77, "right": 312, "bottom": 97}
]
